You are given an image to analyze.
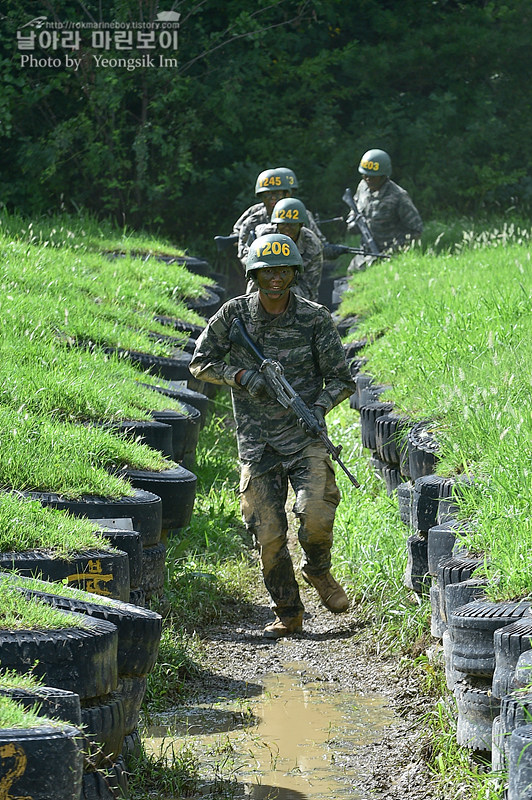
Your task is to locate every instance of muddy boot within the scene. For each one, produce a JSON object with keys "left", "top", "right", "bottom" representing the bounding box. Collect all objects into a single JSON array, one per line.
[
  {"left": 263, "top": 613, "right": 303, "bottom": 639},
  {"left": 300, "top": 568, "right": 349, "bottom": 613}
]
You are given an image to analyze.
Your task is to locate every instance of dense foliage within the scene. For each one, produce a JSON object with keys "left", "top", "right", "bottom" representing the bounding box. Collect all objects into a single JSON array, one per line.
[{"left": 1, "top": 0, "right": 531, "bottom": 252}]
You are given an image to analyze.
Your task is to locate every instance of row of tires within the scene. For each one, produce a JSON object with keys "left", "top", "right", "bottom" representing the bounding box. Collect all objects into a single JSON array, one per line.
[
  {"left": 0, "top": 285, "right": 219, "bottom": 799},
  {"left": 348, "top": 356, "right": 532, "bottom": 798}
]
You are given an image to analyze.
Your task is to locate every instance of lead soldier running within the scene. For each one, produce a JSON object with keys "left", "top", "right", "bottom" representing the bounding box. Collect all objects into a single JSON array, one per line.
[{"left": 190, "top": 233, "right": 355, "bottom": 639}]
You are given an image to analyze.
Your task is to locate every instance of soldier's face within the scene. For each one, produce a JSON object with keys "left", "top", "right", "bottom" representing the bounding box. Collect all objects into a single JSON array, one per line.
[
  {"left": 262, "top": 190, "right": 290, "bottom": 215},
  {"left": 363, "top": 174, "right": 387, "bottom": 192},
  {"left": 276, "top": 222, "right": 302, "bottom": 242},
  {"left": 256, "top": 265, "right": 295, "bottom": 296}
]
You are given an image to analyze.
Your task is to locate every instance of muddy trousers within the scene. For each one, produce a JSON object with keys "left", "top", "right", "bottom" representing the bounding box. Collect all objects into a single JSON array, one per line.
[{"left": 240, "top": 443, "right": 341, "bottom": 619}]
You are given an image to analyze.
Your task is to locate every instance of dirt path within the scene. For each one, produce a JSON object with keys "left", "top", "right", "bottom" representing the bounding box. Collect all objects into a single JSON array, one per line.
[{"left": 174, "top": 549, "right": 439, "bottom": 800}]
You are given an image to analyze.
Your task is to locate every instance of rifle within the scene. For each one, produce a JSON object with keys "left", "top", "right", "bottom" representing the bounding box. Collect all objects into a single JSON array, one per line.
[
  {"left": 322, "top": 242, "right": 368, "bottom": 260},
  {"left": 214, "top": 233, "right": 238, "bottom": 253},
  {"left": 228, "top": 318, "right": 360, "bottom": 488},
  {"left": 341, "top": 187, "right": 386, "bottom": 258}
]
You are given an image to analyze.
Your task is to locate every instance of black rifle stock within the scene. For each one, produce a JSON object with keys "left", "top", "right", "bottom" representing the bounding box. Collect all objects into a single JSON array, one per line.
[
  {"left": 228, "top": 318, "right": 360, "bottom": 488},
  {"left": 214, "top": 233, "right": 238, "bottom": 253},
  {"left": 341, "top": 187, "right": 385, "bottom": 258}
]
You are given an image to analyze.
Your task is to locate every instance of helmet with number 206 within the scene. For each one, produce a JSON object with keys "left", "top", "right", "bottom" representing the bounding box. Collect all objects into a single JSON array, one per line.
[{"left": 245, "top": 233, "right": 303, "bottom": 278}]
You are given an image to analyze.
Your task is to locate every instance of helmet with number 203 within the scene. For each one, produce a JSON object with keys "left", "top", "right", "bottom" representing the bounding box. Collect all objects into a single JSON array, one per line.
[
  {"left": 245, "top": 233, "right": 303, "bottom": 278},
  {"left": 358, "top": 149, "right": 392, "bottom": 177},
  {"left": 255, "top": 168, "right": 295, "bottom": 195},
  {"left": 270, "top": 198, "right": 309, "bottom": 226}
]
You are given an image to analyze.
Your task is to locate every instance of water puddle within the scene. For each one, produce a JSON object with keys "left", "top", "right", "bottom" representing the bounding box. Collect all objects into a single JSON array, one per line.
[{"left": 144, "top": 661, "right": 396, "bottom": 798}]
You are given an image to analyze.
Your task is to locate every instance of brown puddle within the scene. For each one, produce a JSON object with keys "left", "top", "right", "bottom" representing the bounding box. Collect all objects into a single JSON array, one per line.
[{"left": 144, "top": 661, "right": 396, "bottom": 798}]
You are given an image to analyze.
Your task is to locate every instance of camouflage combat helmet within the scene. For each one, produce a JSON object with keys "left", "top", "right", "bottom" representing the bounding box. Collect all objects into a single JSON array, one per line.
[
  {"left": 255, "top": 167, "right": 295, "bottom": 195},
  {"left": 358, "top": 149, "right": 392, "bottom": 177},
  {"left": 270, "top": 197, "right": 309, "bottom": 227},
  {"left": 275, "top": 167, "right": 298, "bottom": 190},
  {"left": 245, "top": 233, "right": 303, "bottom": 278}
]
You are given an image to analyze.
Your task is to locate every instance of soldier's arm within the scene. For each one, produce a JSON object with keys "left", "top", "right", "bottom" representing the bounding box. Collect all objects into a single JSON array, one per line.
[
  {"left": 397, "top": 192, "right": 423, "bottom": 241},
  {"left": 189, "top": 309, "right": 243, "bottom": 389},
  {"left": 312, "top": 310, "right": 357, "bottom": 411},
  {"left": 297, "top": 236, "right": 323, "bottom": 303}
]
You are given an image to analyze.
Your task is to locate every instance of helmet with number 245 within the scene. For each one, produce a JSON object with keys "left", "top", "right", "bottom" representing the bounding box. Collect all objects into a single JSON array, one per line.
[{"left": 245, "top": 233, "right": 303, "bottom": 278}]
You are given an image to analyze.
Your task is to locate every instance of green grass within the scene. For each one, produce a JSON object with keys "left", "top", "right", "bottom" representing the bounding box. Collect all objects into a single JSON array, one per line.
[
  {"left": 0, "top": 494, "right": 106, "bottom": 555},
  {"left": 339, "top": 238, "right": 532, "bottom": 600},
  {"left": 0, "top": 580, "right": 87, "bottom": 630},
  {"left": 0, "top": 695, "right": 57, "bottom": 729}
]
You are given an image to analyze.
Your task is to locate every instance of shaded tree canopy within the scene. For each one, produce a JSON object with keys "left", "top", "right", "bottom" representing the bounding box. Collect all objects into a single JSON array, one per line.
[{"left": 1, "top": 0, "right": 531, "bottom": 246}]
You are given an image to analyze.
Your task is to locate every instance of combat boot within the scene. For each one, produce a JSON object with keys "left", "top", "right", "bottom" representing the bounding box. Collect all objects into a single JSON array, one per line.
[
  {"left": 300, "top": 568, "right": 349, "bottom": 613},
  {"left": 263, "top": 613, "right": 303, "bottom": 639}
]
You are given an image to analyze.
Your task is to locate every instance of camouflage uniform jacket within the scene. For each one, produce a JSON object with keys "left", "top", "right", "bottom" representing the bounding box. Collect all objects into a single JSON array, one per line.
[
  {"left": 189, "top": 291, "right": 355, "bottom": 463},
  {"left": 245, "top": 223, "right": 323, "bottom": 303},
  {"left": 236, "top": 204, "right": 324, "bottom": 262},
  {"left": 346, "top": 178, "right": 423, "bottom": 252}
]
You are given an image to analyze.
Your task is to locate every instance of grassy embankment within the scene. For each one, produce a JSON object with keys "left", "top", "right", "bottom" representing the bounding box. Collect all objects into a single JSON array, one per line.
[
  {"left": 142, "top": 220, "right": 532, "bottom": 799},
  {"left": 0, "top": 211, "right": 210, "bottom": 554}
]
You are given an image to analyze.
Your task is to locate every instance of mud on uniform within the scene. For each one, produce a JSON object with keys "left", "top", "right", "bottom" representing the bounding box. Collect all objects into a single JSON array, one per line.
[
  {"left": 237, "top": 204, "right": 324, "bottom": 263},
  {"left": 189, "top": 291, "right": 355, "bottom": 619},
  {"left": 244, "top": 223, "right": 323, "bottom": 303},
  {"left": 346, "top": 178, "right": 423, "bottom": 271}
]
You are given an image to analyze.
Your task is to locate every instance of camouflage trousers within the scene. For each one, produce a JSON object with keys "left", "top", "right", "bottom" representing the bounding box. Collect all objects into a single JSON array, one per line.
[{"left": 240, "top": 442, "right": 341, "bottom": 618}]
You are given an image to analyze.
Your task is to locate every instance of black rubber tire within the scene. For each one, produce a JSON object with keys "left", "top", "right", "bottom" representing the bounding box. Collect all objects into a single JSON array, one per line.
[
  {"left": 128, "top": 587, "right": 145, "bottom": 608},
  {"left": 454, "top": 679, "right": 500, "bottom": 752},
  {"left": 412, "top": 475, "right": 457, "bottom": 533},
  {"left": 0, "top": 724, "right": 84, "bottom": 800},
  {"left": 147, "top": 329, "right": 196, "bottom": 353},
  {"left": 443, "top": 629, "right": 462, "bottom": 691},
  {"left": 140, "top": 381, "right": 209, "bottom": 427},
  {"left": 404, "top": 533, "right": 430, "bottom": 594},
  {"left": 141, "top": 542, "right": 166, "bottom": 600},
  {"left": 107, "top": 347, "right": 193, "bottom": 382},
  {"left": 508, "top": 724, "right": 532, "bottom": 800},
  {"left": 343, "top": 340, "right": 368, "bottom": 360},
  {"left": 0, "top": 685, "right": 82, "bottom": 727},
  {"left": 348, "top": 356, "right": 367, "bottom": 377},
  {"left": 186, "top": 286, "right": 221, "bottom": 318},
  {"left": 0, "top": 547, "right": 130, "bottom": 602},
  {"left": 18, "top": 583, "right": 162, "bottom": 679},
  {"left": 334, "top": 314, "right": 359, "bottom": 337},
  {"left": 152, "top": 315, "right": 204, "bottom": 338},
  {"left": 81, "top": 692, "right": 125, "bottom": 768},
  {"left": 437, "top": 498, "right": 462, "bottom": 525},
  {"left": 499, "top": 692, "right": 532, "bottom": 771},
  {"left": 111, "top": 418, "right": 173, "bottom": 459},
  {"left": 375, "top": 413, "right": 411, "bottom": 466},
  {"left": 0, "top": 612, "right": 118, "bottom": 699},
  {"left": 359, "top": 401, "right": 395, "bottom": 451},
  {"left": 430, "top": 582, "right": 447, "bottom": 639},
  {"left": 351, "top": 373, "right": 374, "bottom": 411},
  {"left": 81, "top": 756, "right": 129, "bottom": 800},
  {"left": 492, "top": 620, "right": 532, "bottom": 699},
  {"left": 397, "top": 481, "right": 414, "bottom": 527},
  {"left": 492, "top": 715, "right": 505, "bottom": 772},
  {"left": 359, "top": 384, "right": 390, "bottom": 409},
  {"left": 427, "top": 522, "right": 458, "bottom": 576},
  {"left": 124, "top": 466, "right": 197, "bottom": 532},
  {"left": 116, "top": 676, "right": 147, "bottom": 735},
  {"left": 437, "top": 555, "right": 485, "bottom": 621},
  {"left": 151, "top": 404, "right": 201, "bottom": 464},
  {"left": 449, "top": 599, "right": 532, "bottom": 679},
  {"left": 24, "top": 489, "right": 163, "bottom": 548},
  {"left": 407, "top": 421, "right": 440, "bottom": 480},
  {"left": 121, "top": 728, "right": 142, "bottom": 766},
  {"left": 444, "top": 578, "right": 488, "bottom": 626},
  {"left": 97, "top": 529, "right": 143, "bottom": 590},
  {"left": 382, "top": 464, "right": 405, "bottom": 496},
  {"left": 515, "top": 651, "right": 532, "bottom": 690}
]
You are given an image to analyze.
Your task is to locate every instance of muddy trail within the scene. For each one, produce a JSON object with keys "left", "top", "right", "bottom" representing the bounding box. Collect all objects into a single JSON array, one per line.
[{"left": 146, "top": 542, "right": 440, "bottom": 800}]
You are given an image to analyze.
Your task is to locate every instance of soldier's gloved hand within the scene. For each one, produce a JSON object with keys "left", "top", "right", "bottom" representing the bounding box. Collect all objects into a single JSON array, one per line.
[
  {"left": 239, "top": 369, "right": 268, "bottom": 399},
  {"left": 297, "top": 405, "right": 327, "bottom": 437}
]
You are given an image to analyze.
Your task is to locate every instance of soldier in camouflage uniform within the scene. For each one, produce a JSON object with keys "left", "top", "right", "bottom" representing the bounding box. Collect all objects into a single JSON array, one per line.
[
  {"left": 347, "top": 148, "right": 423, "bottom": 271},
  {"left": 243, "top": 198, "right": 323, "bottom": 303},
  {"left": 190, "top": 233, "right": 355, "bottom": 639},
  {"left": 234, "top": 167, "right": 324, "bottom": 263}
]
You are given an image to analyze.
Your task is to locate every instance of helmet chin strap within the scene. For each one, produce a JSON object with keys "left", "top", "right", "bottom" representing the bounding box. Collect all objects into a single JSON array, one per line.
[{"left": 252, "top": 275, "right": 298, "bottom": 297}]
